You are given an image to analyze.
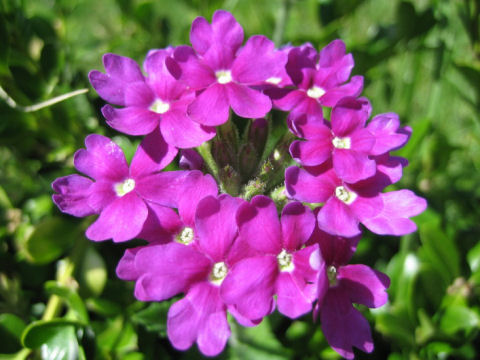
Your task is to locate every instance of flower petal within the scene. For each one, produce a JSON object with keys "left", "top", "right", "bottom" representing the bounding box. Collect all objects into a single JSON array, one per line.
[
  {"left": 52, "top": 175, "right": 94, "bottom": 217},
  {"left": 116, "top": 247, "right": 143, "bottom": 281},
  {"left": 196, "top": 195, "right": 243, "bottom": 261},
  {"left": 130, "top": 128, "right": 179, "bottom": 178},
  {"left": 86, "top": 192, "right": 148, "bottom": 242},
  {"left": 226, "top": 82, "right": 272, "bottom": 119},
  {"left": 188, "top": 84, "right": 230, "bottom": 126},
  {"left": 331, "top": 97, "right": 371, "bottom": 136},
  {"left": 333, "top": 149, "right": 376, "bottom": 183},
  {"left": 221, "top": 255, "right": 277, "bottom": 320},
  {"left": 136, "top": 202, "right": 182, "bottom": 243},
  {"left": 178, "top": 171, "right": 219, "bottom": 227},
  {"left": 136, "top": 171, "right": 187, "bottom": 208},
  {"left": 339, "top": 264, "right": 390, "bottom": 308},
  {"left": 160, "top": 110, "right": 216, "bottom": 148},
  {"left": 320, "top": 75, "right": 363, "bottom": 107},
  {"left": 134, "top": 243, "right": 211, "bottom": 301},
  {"left": 317, "top": 197, "right": 360, "bottom": 237},
  {"left": 102, "top": 105, "right": 159, "bottom": 136},
  {"left": 290, "top": 139, "right": 332, "bottom": 167},
  {"left": 285, "top": 165, "right": 337, "bottom": 203},
  {"left": 360, "top": 190, "right": 427, "bottom": 236},
  {"left": 281, "top": 202, "right": 315, "bottom": 251},
  {"left": 236, "top": 195, "right": 282, "bottom": 254},
  {"left": 321, "top": 288, "right": 374, "bottom": 360},
  {"left": 367, "top": 112, "right": 411, "bottom": 155}
]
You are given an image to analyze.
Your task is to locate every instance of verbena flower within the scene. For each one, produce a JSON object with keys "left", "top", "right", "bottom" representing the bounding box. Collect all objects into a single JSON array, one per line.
[
  {"left": 310, "top": 227, "right": 389, "bottom": 360},
  {"left": 166, "top": 10, "right": 286, "bottom": 126},
  {"left": 285, "top": 160, "right": 427, "bottom": 237},
  {"left": 89, "top": 49, "right": 215, "bottom": 148},
  {"left": 52, "top": 131, "right": 184, "bottom": 242},
  {"left": 274, "top": 40, "right": 363, "bottom": 118},
  {"left": 117, "top": 194, "right": 256, "bottom": 356},
  {"left": 221, "top": 196, "right": 319, "bottom": 319}
]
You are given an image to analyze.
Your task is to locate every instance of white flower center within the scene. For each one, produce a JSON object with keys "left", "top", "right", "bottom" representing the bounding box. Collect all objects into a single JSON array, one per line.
[
  {"left": 175, "top": 227, "right": 194, "bottom": 245},
  {"left": 277, "top": 249, "right": 294, "bottom": 272},
  {"left": 215, "top": 70, "right": 232, "bottom": 84},
  {"left": 306, "top": 85, "right": 325, "bottom": 99},
  {"left": 149, "top": 99, "right": 170, "bottom": 114},
  {"left": 335, "top": 186, "right": 357, "bottom": 205},
  {"left": 114, "top": 178, "right": 135, "bottom": 197},
  {"left": 266, "top": 76, "right": 282, "bottom": 85},
  {"left": 327, "top": 265, "right": 338, "bottom": 286},
  {"left": 332, "top": 136, "right": 351, "bottom": 149},
  {"left": 210, "top": 261, "right": 228, "bottom": 285}
]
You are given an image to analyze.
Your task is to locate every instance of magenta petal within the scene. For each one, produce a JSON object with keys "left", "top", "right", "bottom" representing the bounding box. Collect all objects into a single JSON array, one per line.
[
  {"left": 188, "top": 84, "right": 230, "bottom": 126},
  {"left": 321, "top": 288, "right": 374, "bottom": 360},
  {"left": 87, "top": 180, "right": 117, "bottom": 213},
  {"left": 311, "top": 227, "right": 360, "bottom": 266},
  {"left": 333, "top": 149, "right": 376, "bottom": 183},
  {"left": 285, "top": 166, "right": 337, "bottom": 203},
  {"left": 226, "top": 83, "right": 272, "bottom": 119},
  {"left": 290, "top": 139, "right": 332, "bottom": 167},
  {"left": 232, "top": 35, "right": 281, "bottom": 84},
  {"left": 367, "top": 112, "right": 410, "bottom": 155},
  {"left": 124, "top": 82, "right": 155, "bottom": 107},
  {"left": 236, "top": 195, "right": 282, "bottom": 254},
  {"left": 360, "top": 190, "right": 427, "bottom": 236},
  {"left": 169, "top": 46, "right": 215, "bottom": 89},
  {"left": 134, "top": 243, "right": 211, "bottom": 301},
  {"left": 276, "top": 271, "right": 313, "bottom": 319},
  {"left": 317, "top": 197, "right": 361, "bottom": 237},
  {"left": 210, "top": 10, "right": 244, "bottom": 53},
  {"left": 320, "top": 75, "right": 364, "bottom": 107},
  {"left": 137, "top": 202, "right": 182, "bottom": 243},
  {"left": 103, "top": 53, "right": 144, "bottom": 82},
  {"left": 102, "top": 105, "right": 159, "bottom": 136},
  {"left": 86, "top": 192, "right": 148, "bottom": 242},
  {"left": 116, "top": 247, "right": 143, "bottom": 281},
  {"left": 350, "top": 128, "right": 376, "bottom": 153},
  {"left": 89, "top": 54, "right": 144, "bottom": 106},
  {"left": 52, "top": 175, "right": 94, "bottom": 217},
  {"left": 178, "top": 171, "right": 219, "bottom": 226},
  {"left": 160, "top": 110, "right": 216, "bottom": 148},
  {"left": 272, "top": 89, "right": 305, "bottom": 111},
  {"left": 339, "top": 264, "right": 390, "bottom": 308},
  {"left": 221, "top": 256, "right": 277, "bottom": 320},
  {"left": 130, "top": 129, "right": 178, "bottom": 178},
  {"left": 331, "top": 97, "right": 371, "bottom": 136},
  {"left": 196, "top": 195, "right": 243, "bottom": 261},
  {"left": 281, "top": 202, "right": 315, "bottom": 250},
  {"left": 319, "top": 40, "right": 353, "bottom": 83},
  {"left": 179, "top": 149, "right": 204, "bottom": 170},
  {"left": 190, "top": 17, "right": 213, "bottom": 55},
  {"left": 136, "top": 171, "right": 187, "bottom": 208},
  {"left": 168, "top": 283, "right": 229, "bottom": 356},
  {"left": 74, "top": 134, "right": 128, "bottom": 182}
]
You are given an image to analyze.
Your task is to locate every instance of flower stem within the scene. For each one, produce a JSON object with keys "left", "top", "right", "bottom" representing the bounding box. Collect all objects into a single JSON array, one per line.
[
  {"left": 0, "top": 86, "right": 88, "bottom": 112},
  {"left": 197, "top": 141, "right": 220, "bottom": 182}
]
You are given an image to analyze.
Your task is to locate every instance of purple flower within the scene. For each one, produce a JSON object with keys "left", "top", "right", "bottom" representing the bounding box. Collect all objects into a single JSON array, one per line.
[
  {"left": 221, "top": 196, "right": 319, "bottom": 319},
  {"left": 89, "top": 49, "right": 215, "bottom": 148},
  {"left": 274, "top": 40, "right": 363, "bottom": 118},
  {"left": 117, "top": 194, "right": 254, "bottom": 356},
  {"left": 310, "top": 228, "right": 389, "bottom": 359},
  {"left": 179, "top": 149, "right": 204, "bottom": 170},
  {"left": 52, "top": 130, "right": 184, "bottom": 242},
  {"left": 166, "top": 10, "right": 286, "bottom": 126},
  {"left": 285, "top": 161, "right": 427, "bottom": 237},
  {"left": 289, "top": 97, "right": 376, "bottom": 183}
]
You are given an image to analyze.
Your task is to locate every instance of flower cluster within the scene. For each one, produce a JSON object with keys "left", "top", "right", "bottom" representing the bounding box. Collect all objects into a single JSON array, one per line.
[{"left": 52, "top": 10, "right": 426, "bottom": 359}]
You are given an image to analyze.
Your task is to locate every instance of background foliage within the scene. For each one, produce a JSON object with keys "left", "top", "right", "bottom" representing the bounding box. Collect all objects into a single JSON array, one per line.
[{"left": 1, "top": 0, "right": 479, "bottom": 359}]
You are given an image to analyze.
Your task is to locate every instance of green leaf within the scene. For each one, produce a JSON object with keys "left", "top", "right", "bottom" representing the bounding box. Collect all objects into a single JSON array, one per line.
[
  {"left": 417, "top": 209, "right": 459, "bottom": 284},
  {"left": 131, "top": 302, "right": 169, "bottom": 335},
  {"left": 0, "top": 313, "right": 26, "bottom": 353},
  {"left": 467, "top": 241, "right": 480, "bottom": 273},
  {"left": 23, "top": 217, "right": 76, "bottom": 264},
  {"left": 44, "top": 281, "right": 89, "bottom": 324},
  {"left": 21, "top": 320, "right": 80, "bottom": 360},
  {"left": 79, "top": 246, "right": 107, "bottom": 297},
  {"left": 440, "top": 305, "right": 479, "bottom": 335},
  {"left": 229, "top": 318, "right": 291, "bottom": 360}
]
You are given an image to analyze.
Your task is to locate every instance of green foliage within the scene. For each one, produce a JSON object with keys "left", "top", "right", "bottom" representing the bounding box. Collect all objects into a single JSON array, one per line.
[{"left": 1, "top": 0, "right": 480, "bottom": 359}]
